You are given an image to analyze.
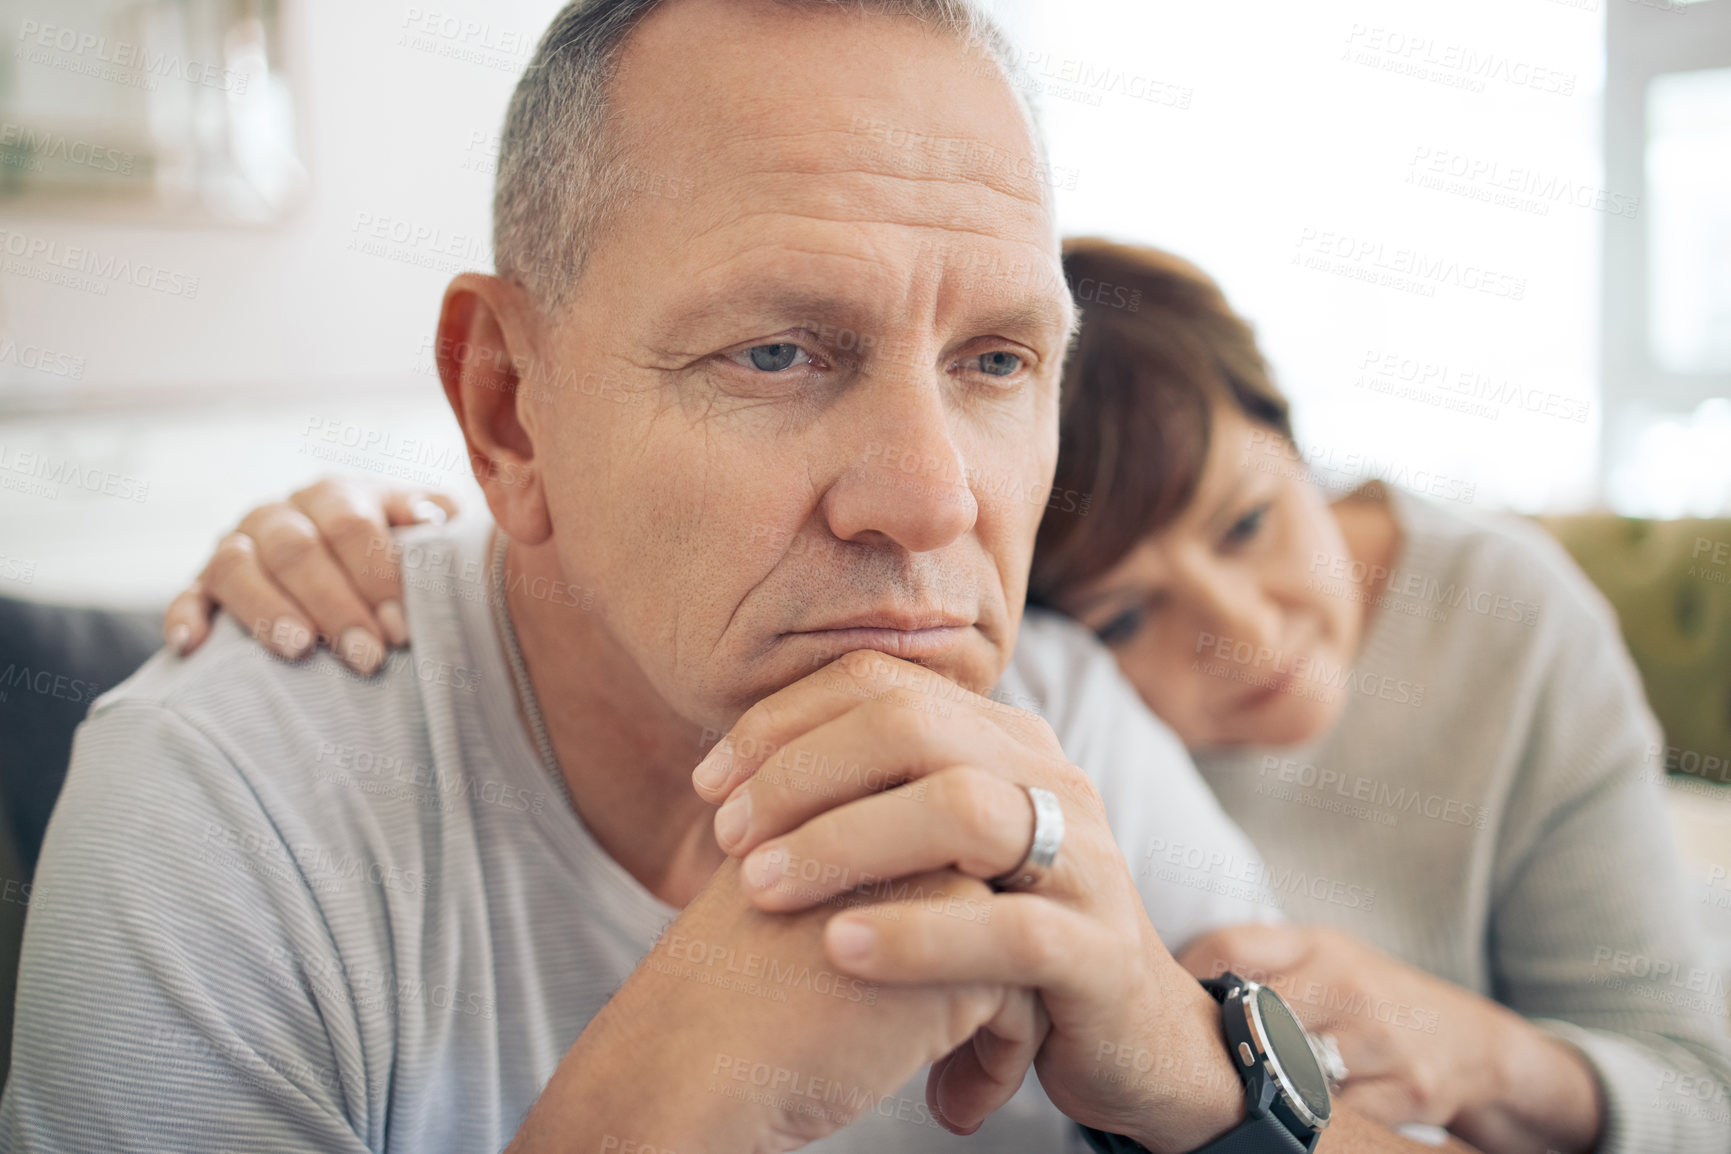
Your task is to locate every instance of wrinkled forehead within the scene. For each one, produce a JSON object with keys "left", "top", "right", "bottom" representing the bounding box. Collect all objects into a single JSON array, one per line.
[{"left": 587, "top": 0, "right": 1068, "bottom": 335}]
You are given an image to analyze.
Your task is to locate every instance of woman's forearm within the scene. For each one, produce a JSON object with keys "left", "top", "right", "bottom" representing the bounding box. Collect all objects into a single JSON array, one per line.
[{"left": 1451, "top": 1010, "right": 1604, "bottom": 1154}]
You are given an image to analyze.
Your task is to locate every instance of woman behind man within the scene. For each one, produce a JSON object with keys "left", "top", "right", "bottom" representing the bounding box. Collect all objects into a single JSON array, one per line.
[
  {"left": 169, "top": 240, "right": 1731, "bottom": 1154},
  {"left": 1035, "top": 240, "right": 1731, "bottom": 1154}
]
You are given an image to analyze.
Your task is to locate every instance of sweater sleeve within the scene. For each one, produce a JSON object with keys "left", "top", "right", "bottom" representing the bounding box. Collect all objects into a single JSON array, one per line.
[
  {"left": 1487, "top": 586, "right": 1731, "bottom": 1154},
  {"left": 0, "top": 699, "right": 377, "bottom": 1153}
]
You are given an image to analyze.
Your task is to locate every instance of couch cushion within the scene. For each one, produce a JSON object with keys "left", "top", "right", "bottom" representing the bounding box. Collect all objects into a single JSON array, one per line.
[
  {"left": 0, "top": 598, "right": 161, "bottom": 873},
  {"left": 1536, "top": 515, "right": 1731, "bottom": 786},
  {"left": 0, "top": 598, "right": 159, "bottom": 1091}
]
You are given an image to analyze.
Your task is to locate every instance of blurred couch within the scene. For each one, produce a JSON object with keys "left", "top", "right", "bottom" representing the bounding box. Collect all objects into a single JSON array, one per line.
[
  {"left": 1, "top": 513, "right": 1729, "bottom": 1089},
  {"left": 0, "top": 601, "right": 159, "bottom": 1088},
  {"left": 1537, "top": 515, "right": 1731, "bottom": 783}
]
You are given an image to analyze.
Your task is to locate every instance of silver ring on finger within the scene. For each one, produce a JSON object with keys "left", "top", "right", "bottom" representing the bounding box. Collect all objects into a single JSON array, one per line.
[
  {"left": 1311, "top": 1031, "right": 1349, "bottom": 1089},
  {"left": 990, "top": 785, "right": 1064, "bottom": 892}
]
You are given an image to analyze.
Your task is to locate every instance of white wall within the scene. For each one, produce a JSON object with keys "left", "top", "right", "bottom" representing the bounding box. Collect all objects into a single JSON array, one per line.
[
  {"left": 0, "top": 0, "right": 572, "bottom": 604},
  {"left": 0, "top": 0, "right": 1628, "bottom": 606},
  {"left": 1012, "top": 0, "right": 1609, "bottom": 515},
  {"left": 0, "top": 0, "right": 573, "bottom": 396}
]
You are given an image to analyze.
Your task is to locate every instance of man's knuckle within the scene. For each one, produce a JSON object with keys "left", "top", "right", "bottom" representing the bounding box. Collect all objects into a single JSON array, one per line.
[
  {"left": 259, "top": 523, "right": 325, "bottom": 574},
  {"left": 324, "top": 511, "right": 383, "bottom": 555},
  {"left": 943, "top": 984, "right": 997, "bottom": 1044},
  {"left": 1008, "top": 910, "right": 1063, "bottom": 972},
  {"left": 938, "top": 768, "right": 1011, "bottom": 845},
  {"left": 835, "top": 648, "right": 895, "bottom": 687},
  {"left": 741, "top": 701, "right": 781, "bottom": 747},
  {"left": 1019, "top": 713, "right": 1063, "bottom": 755},
  {"left": 855, "top": 694, "right": 911, "bottom": 736},
  {"left": 857, "top": 649, "right": 899, "bottom": 678},
  {"left": 884, "top": 694, "right": 942, "bottom": 740},
  {"left": 204, "top": 533, "right": 258, "bottom": 585},
  {"left": 1052, "top": 760, "right": 1099, "bottom": 807},
  {"left": 236, "top": 501, "right": 293, "bottom": 538}
]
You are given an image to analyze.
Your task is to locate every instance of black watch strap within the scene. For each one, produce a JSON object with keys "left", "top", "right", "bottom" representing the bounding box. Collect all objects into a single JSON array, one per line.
[
  {"left": 1199, "top": 973, "right": 1238, "bottom": 1003},
  {"left": 1188, "top": 1113, "right": 1309, "bottom": 1153},
  {"left": 1079, "top": 1111, "right": 1309, "bottom": 1154}
]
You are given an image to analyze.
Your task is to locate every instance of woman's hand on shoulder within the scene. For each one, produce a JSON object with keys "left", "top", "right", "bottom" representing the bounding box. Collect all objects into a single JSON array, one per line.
[{"left": 163, "top": 478, "right": 458, "bottom": 673}]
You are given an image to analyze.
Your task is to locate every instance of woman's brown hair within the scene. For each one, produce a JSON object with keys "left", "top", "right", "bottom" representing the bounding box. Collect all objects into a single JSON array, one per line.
[{"left": 1029, "top": 238, "right": 1294, "bottom": 607}]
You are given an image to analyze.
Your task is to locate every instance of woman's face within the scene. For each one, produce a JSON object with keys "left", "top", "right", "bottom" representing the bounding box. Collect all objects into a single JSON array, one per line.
[{"left": 1057, "top": 407, "right": 1364, "bottom": 751}]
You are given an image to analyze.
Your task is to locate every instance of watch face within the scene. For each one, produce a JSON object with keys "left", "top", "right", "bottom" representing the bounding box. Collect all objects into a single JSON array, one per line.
[{"left": 1254, "top": 985, "right": 1332, "bottom": 1125}]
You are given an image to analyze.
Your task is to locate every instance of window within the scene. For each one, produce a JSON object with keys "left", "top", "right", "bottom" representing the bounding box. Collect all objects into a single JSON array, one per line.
[
  {"left": 0, "top": 0, "right": 307, "bottom": 222},
  {"left": 1646, "top": 67, "right": 1731, "bottom": 376},
  {"left": 995, "top": 0, "right": 1607, "bottom": 512},
  {"left": 1602, "top": 0, "right": 1731, "bottom": 516}
]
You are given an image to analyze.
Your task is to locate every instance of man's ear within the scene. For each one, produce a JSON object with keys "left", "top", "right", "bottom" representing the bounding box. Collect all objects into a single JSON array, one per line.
[{"left": 435, "top": 272, "right": 552, "bottom": 545}]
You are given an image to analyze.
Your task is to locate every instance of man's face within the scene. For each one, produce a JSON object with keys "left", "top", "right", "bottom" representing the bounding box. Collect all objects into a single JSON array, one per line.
[{"left": 522, "top": 0, "right": 1073, "bottom": 731}]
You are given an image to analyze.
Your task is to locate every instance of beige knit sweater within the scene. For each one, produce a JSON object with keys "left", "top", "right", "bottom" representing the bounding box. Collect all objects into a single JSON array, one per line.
[{"left": 1194, "top": 484, "right": 1731, "bottom": 1154}]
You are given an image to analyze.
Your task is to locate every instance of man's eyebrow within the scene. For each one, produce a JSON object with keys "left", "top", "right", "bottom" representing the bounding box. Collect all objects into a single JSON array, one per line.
[
  {"left": 972, "top": 297, "right": 1077, "bottom": 344},
  {"left": 646, "top": 287, "right": 1077, "bottom": 349},
  {"left": 643, "top": 287, "right": 875, "bottom": 348}
]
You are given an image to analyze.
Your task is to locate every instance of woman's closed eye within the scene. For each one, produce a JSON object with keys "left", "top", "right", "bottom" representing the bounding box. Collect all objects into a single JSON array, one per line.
[
  {"left": 1094, "top": 603, "right": 1147, "bottom": 647},
  {"left": 1224, "top": 500, "right": 1271, "bottom": 547}
]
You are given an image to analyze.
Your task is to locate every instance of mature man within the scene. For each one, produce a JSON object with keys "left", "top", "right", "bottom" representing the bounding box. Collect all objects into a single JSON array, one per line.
[{"left": 3, "top": 2, "right": 1450, "bottom": 1151}]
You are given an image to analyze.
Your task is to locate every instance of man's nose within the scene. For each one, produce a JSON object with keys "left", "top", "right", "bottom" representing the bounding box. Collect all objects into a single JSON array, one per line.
[{"left": 820, "top": 380, "right": 978, "bottom": 554}]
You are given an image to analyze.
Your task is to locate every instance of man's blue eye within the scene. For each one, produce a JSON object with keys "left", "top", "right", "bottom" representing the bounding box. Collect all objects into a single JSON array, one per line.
[
  {"left": 975, "top": 351, "right": 1021, "bottom": 378},
  {"left": 747, "top": 343, "right": 802, "bottom": 371}
]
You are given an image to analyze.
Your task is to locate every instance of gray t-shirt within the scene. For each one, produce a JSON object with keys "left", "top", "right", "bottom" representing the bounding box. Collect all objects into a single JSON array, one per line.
[{"left": 1, "top": 515, "right": 1274, "bottom": 1153}]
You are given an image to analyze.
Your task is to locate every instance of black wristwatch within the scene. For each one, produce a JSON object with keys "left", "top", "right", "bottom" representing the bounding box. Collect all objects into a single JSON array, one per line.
[{"left": 1079, "top": 972, "right": 1331, "bottom": 1154}]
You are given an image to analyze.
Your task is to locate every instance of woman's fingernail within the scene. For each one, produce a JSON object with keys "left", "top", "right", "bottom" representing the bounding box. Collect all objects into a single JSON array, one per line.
[
  {"left": 410, "top": 499, "right": 448, "bottom": 525},
  {"left": 339, "top": 626, "right": 385, "bottom": 675},
  {"left": 272, "top": 617, "right": 312, "bottom": 660},
  {"left": 377, "top": 600, "right": 409, "bottom": 647},
  {"left": 743, "top": 846, "right": 786, "bottom": 891},
  {"left": 166, "top": 623, "right": 192, "bottom": 656},
  {"left": 828, "top": 917, "right": 876, "bottom": 963},
  {"left": 713, "top": 792, "right": 751, "bottom": 851}
]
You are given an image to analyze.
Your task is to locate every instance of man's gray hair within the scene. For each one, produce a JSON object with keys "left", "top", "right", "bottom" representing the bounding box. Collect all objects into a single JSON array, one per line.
[{"left": 493, "top": 0, "right": 1036, "bottom": 311}]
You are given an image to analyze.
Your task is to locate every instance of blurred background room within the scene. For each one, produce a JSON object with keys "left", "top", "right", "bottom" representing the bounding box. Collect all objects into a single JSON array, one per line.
[{"left": 1, "top": 0, "right": 1728, "bottom": 1069}]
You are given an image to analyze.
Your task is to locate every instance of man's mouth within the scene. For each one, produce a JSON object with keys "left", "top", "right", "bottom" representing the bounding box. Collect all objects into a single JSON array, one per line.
[{"left": 787, "top": 613, "right": 974, "bottom": 662}]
